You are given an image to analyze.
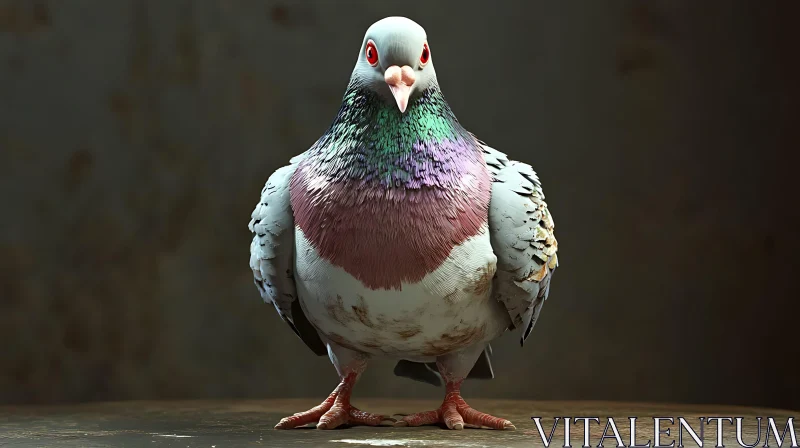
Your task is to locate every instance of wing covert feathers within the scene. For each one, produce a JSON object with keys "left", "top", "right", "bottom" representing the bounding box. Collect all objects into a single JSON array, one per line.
[
  {"left": 483, "top": 145, "right": 559, "bottom": 346},
  {"left": 249, "top": 161, "right": 326, "bottom": 356}
]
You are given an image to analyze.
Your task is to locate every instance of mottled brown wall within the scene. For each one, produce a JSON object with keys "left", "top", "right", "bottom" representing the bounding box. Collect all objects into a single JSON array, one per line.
[{"left": 1, "top": 0, "right": 798, "bottom": 410}]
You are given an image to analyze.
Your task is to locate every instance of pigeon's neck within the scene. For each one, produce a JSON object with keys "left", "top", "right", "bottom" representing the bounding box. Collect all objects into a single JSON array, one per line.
[{"left": 309, "top": 83, "right": 484, "bottom": 189}]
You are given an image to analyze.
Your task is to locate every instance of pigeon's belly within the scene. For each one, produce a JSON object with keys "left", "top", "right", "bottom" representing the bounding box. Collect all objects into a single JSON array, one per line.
[{"left": 294, "top": 224, "right": 511, "bottom": 360}]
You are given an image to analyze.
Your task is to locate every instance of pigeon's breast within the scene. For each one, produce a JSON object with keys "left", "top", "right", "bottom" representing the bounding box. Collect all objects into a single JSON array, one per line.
[
  {"left": 289, "top": 152, "right": 492, "bottom": 291},
  {"left": 293, "top": 223, "right": 510, "bottom": 359}
]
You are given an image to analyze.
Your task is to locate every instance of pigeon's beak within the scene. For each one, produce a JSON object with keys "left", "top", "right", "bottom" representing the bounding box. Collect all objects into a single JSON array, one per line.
[{"left": 384, "top": 65, "right": 416, "bottom": 114}]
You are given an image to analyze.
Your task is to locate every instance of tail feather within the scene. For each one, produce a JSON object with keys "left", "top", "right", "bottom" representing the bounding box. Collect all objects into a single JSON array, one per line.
[{"left": 392, "top": 346, "right": 495, "bottom": 386}]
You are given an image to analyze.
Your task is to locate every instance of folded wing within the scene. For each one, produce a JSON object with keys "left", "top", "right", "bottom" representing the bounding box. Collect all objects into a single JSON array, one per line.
[
  {"left": 484, "top": 145, "right": 559, "bottom": 346},
  {"left": 248, "top": 158, "right": 327, "bottom": 356}
]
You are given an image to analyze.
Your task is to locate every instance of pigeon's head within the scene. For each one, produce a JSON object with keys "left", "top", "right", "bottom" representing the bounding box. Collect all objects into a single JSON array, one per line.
[{"left": 352, "top": 17, "right": 437, "bottom": 114}]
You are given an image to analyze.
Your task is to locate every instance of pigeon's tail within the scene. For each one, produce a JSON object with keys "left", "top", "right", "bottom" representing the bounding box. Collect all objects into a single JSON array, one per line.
[
  {"left": 393, "top": 360, "right": 442, "bottom": 386},
  {"left": 392, "top": 346, "right": 495, "bottom": 386}
]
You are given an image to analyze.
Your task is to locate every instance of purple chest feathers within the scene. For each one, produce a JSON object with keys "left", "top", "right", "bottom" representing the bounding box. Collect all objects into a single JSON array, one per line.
[{"left": 289, "top": 140, "right": 492, "bottom": 291}]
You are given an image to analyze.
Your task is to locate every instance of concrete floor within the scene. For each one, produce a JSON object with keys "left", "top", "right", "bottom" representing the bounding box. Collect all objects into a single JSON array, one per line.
[{"left": 0, "top": 399, "right": 793, "bottom": 447}]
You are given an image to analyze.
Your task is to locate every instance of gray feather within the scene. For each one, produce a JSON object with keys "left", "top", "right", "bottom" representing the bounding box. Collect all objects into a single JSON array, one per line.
[
  {"left": 484, "top": 146, "right": 559, "bottom": 345},
  {"left": 248, "top": 156, "right": 326, "bottom": 356},
  {"left": 393, "top": 360, "right": 442, "bottom": 386},
  {"left": 393, "top": 345, "right": 495, "bottom": 386}
]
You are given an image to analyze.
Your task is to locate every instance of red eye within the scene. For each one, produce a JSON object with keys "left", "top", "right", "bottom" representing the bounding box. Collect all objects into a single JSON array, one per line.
[
  {"left": 365, "top": 41, "right": 379, "bottom": 66},
  {"left": 420, "top": 42, "right": 430, "bottom": 65}
]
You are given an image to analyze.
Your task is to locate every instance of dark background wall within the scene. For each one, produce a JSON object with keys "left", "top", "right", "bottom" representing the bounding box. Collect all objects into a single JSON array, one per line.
[{"left": 1, "top": 0, "right": 798, "bottom": 410}]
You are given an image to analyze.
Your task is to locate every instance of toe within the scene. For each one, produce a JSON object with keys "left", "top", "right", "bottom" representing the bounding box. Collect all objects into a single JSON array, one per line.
[
  {"left": 275, "top": 413, "right": 317, "bottom": 430},
  {"left": 441, "top": 402, "right": 464, "bottom": 430},
  {"left": 460, "top": 406, "right": 514, "bottom": 430},
  {"left": 317, "top": 405, "right": 350, "bottom": 430},
  {"left": 399, "top": 410, "right": 439, "bottom": 427},
  {"left": 275, "top": 396, "right": 336, "bottom": 429},
  {"left": 349, "top": 407, "right": 391, "bottom": 426}
]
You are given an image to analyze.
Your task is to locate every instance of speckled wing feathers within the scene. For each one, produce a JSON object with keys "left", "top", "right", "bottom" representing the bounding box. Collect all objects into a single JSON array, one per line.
[
  {"left": 483, "top": 145, "right": 559, "bottom": 345},
  {"left": 248, "top": 157, "right": 326, "bottom": 356}
]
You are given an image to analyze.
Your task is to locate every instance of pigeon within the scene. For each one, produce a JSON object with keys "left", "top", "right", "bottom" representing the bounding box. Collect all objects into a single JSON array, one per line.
[{"left": 249, "top": 16, "right": 558, "bottom": 431}]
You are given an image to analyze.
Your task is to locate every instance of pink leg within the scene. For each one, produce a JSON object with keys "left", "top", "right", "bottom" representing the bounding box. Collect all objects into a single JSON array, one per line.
[
  {"left": 397, "top": 380, "right": 515, "bottom": 430},
  {"left": 275, "top": 372, "right": 392, "bottom": 430}
]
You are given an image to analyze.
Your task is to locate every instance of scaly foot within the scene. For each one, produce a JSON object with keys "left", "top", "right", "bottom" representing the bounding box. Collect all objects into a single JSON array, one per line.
[
  {"left": 275, "top": 373, "right": 393, "bottom": 430},
  {"left": 396, "top": 381, "right": 515, "bottom": 430}
]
